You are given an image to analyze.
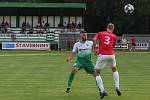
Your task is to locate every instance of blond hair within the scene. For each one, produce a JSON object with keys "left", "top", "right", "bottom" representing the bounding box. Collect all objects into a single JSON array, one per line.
[{"left": 107, "top": 23, "right": 115, "bottom": 31}]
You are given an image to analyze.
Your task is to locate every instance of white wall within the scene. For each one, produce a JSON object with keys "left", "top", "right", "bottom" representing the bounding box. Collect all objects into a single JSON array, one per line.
[
  {"left": 0, "top": 16, "right": 83, "bottom": 28},
  {"left": 11, "top": 16, "right": 16, "bottom": 27},
  {"left": 70, "top": 16, "right": 75, "bottom": 24},
  {"left": 41, "top": 16, "right": 47, "bottom": 23},
  {"left": 48, "top": 16, "right": 54, "bottom": 27},
  {"left": 4, "top": 16, "right": 10, "bottom": 23},
  {"left": 0, "top": 16, "right": 3, "bottom": 24},
  {"left": 33, "top": 16, "right": 38, "bottom": 27},
  {"left": 55, "top": 16, "right": 60, "bottom": 27},
  {"left": 19, "top": 16, "right": 25, "bottom": 27},
  {"left": 63, "top": 16, "right": 69, "bottom": 24},
  {"left": 26, "top": 16, "right": 32, "bottom": 27},
  {"left": 76, "top": 16, "right": 82, "bottom": 25}
]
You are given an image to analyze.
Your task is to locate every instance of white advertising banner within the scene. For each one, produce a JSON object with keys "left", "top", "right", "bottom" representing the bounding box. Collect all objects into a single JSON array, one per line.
[
  {"left": 2, "top": 42, "right": 50, "bottom": 50},
  {"left": 135, "top": 43, "right": 149, "bottom": 50},
  {"left": 114, "top": 43, "right": 128, "bottom": 50}
]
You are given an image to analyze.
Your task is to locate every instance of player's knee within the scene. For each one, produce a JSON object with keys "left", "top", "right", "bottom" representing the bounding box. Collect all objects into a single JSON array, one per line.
[
  {"left": 72, "top": 67, "right": 78, "bottom": 74},
  {"left": 95, "top": 69, "right": 101, "bottom": 76}
]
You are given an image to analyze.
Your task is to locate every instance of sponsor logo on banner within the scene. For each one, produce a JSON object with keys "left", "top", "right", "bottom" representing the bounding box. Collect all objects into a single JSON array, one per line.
[
  {"left": 2, "top": 42, "right": 16, "bottom": 49},
  {"left": 2, "top": 42, "right": 50, "bottom": 50},
  {"left": 135, "top": 43, "right": 149, "bottom": 50},
  {"left": 114, "top": 43, "right": 128, "bottom": 50}
]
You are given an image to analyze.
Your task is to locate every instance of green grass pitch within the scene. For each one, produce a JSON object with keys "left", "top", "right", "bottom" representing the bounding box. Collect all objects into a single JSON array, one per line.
[{"left": 0, "top": 51, "right": 150, "bottom": 100}]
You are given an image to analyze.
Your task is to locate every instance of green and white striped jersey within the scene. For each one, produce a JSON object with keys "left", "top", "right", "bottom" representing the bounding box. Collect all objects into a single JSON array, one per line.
[{"left": 72, "top": 41, "right": 93, "bottom": 60}]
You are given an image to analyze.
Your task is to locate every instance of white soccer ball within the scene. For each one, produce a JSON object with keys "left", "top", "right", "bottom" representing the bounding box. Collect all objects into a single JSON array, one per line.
[{"left": 124, "top": 4, "right": 134, "bottom": 14}]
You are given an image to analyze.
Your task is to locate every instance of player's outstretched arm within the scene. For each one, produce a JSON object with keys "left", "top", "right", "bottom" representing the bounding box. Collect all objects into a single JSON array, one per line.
[{"left": 66, "top": 52, "right": 76, "bottom": 62}]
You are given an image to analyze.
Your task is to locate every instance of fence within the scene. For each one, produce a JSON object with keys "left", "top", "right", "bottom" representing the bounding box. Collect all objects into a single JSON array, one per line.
[
  {"left": 59, "top": 33, "right": 150, "bottom": 51},
  {"left": 0, "top": 32, "right": 150, "bottom": 51},
  {"left": 59, "top": 32, "right": 94, "bottom": 50}
]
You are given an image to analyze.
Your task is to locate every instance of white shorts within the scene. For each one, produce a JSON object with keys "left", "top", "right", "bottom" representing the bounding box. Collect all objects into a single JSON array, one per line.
[{"left": 95, "top": 55, "right": 116, "bottom": 69}]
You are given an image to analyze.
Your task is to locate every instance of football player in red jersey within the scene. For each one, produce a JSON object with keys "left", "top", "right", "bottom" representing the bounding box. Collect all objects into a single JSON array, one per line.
[{"left": 93, "top": 23, "right": 121, "bottom": 99}]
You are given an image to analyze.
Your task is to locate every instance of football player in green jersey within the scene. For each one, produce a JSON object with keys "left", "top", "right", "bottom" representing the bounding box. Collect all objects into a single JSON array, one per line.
[{"left": 66, "top": 31, "right": 95, "bottom": 93}]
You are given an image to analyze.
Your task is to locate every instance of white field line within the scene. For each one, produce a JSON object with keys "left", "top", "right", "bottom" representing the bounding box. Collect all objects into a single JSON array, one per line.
[{"left": 0, "top": 51, "right": 149, "bottom": 57}]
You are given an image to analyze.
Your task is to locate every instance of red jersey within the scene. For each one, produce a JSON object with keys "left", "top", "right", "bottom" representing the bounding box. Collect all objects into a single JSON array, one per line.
[{"left": 95, "top": 31, "right": 117, "bottom": 55}]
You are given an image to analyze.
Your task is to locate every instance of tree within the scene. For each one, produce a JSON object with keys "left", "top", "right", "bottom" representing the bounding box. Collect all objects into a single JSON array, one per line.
[{"left": 86, "top": 0, "right": 150, "bottom": 34}]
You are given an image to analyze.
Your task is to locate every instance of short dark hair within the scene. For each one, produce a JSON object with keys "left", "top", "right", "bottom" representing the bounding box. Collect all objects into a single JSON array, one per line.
[{"left": 80, "top": 31, "right": 87, "bottom": 34}]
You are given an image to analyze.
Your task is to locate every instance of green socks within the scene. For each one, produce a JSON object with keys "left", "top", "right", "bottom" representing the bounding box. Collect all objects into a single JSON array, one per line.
[{"left": 67, "top": 72, "right": 75, "bottom": 88}]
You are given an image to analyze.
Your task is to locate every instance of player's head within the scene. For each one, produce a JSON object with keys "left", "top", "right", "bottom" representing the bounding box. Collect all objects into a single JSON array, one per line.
[
  {"left": 106, "top": 23, "right": 115, "bottom": 32},
  {"left": 80, "top": 31, "right": 87, "bottom": 42}
]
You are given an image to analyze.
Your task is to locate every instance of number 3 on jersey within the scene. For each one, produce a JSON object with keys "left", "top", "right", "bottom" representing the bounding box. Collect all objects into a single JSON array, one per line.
[{"left": 104, "top": 36, "right": 110, "bottom": 44}]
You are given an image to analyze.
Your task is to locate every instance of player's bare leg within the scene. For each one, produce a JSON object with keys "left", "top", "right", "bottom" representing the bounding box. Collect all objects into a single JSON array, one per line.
[
  {"left": 66, "top": 67, "right": 79, "bottom": 93},
  {"left": 95, "top": 69, "right": 107, "bottom": 99},
  {"left": 111, "top": 67, "right": 122, "bottom": 96}
]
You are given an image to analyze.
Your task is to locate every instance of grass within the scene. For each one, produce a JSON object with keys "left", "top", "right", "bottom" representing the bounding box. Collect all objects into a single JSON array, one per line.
[{"left": 0, "top": 50, "right": 149, "bottom": 100}]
